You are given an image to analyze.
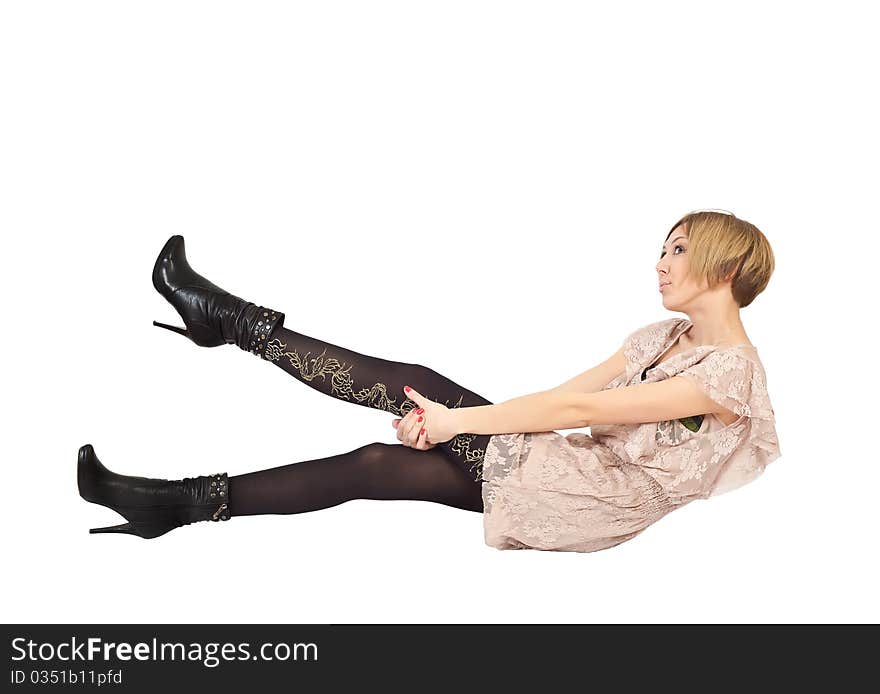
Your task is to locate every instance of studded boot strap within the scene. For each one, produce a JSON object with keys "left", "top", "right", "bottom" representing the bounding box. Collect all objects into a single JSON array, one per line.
[
  {"left": 236, "top": 304, "right": 285, "bottom": 359},
  {"left": 207, "top": 472, "right": 230, "bottom": 521}
]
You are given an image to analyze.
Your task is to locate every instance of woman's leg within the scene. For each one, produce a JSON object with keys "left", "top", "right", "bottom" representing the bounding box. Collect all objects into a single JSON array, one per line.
[
  {"left": 228, "top": 442, "right": 484, "bottom": 516},
  {"left": 151, "top": 236, "right": 492, "bottom": 480},
  {"left": 261, "top": 325, "right": 493, "bottom": 482}
]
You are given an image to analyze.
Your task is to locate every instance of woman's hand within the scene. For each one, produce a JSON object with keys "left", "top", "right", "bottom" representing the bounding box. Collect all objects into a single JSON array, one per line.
[
  {"left": 391, "top": 407, "right": 437, "bottom": 450},
  {"left": 399, "top": 386, "right": 459, "bottom": 446}
]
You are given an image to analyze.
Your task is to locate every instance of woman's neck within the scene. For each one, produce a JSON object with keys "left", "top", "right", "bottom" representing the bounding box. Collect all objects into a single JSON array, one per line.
[{"left": 681, "top": 309, "right": 750, "bottom": 348}]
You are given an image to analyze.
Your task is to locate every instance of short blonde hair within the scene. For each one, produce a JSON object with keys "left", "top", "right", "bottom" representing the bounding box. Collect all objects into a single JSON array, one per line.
[{"left": 666, "top": 210, "right": 775, "bottom": 308}]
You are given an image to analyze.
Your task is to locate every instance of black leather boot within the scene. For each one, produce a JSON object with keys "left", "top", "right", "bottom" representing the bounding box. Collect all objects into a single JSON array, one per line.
[
  {"left": 151, "top": 234, "right": 285, "bottom": 360},
  {"left": 78, "top": 444, "right": 231, "bottom": 539}
]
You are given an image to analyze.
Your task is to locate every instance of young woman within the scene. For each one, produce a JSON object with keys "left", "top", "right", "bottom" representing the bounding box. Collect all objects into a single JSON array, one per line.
[{"left": 78, "top": 209, "right": 781, "bottom": 552}]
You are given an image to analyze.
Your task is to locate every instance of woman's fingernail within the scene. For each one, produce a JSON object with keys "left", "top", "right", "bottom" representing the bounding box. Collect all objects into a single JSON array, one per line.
[
  {"left": 421, "top": 428, "right": 425, "bottom": 435},
  {"left": 417, "top": 416, "right": 423, "bottom": 422},
  {"left": 404, "top": 386, "right": 411, "bottom": 392},
  {"left": 416, "top": 408, "right": 424, "bottom": 414}
]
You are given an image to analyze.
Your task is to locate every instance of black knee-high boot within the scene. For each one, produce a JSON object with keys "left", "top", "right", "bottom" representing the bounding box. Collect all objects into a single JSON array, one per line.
[{"left": 151, "top": 235, "right": 494, "bottom": 482}]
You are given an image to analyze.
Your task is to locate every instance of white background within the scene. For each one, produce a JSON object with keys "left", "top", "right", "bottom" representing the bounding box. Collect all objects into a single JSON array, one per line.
[{"left": 2, "top": 1, "right": 877, "bottom": 623}]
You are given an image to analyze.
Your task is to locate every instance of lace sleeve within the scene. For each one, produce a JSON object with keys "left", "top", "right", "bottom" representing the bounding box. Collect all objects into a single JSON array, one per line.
[
  {"left": 677, "top": 349, "right": 761, "bottom": 419},
  {"left": 676, "top": 349, "right": 781, "bottom": 497}
]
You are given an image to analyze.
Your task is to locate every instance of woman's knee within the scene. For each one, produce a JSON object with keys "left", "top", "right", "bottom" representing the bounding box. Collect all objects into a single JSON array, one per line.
[
  {"left": 355, "top": 441, "right": 417, "bottom": 468},
  {"left": 354, "top": 442, "right": 391, "bottom": 465}
]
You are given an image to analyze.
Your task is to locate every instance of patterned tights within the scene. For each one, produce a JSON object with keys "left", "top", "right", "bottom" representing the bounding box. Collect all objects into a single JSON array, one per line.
[{"left": 228, "top": 325, "right": 494, "bottom": 517}]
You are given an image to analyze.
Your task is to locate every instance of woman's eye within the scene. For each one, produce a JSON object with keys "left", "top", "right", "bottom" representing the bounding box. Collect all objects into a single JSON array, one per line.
[{"left": 659, "top": 245, "right": 685, "bottom": 258}]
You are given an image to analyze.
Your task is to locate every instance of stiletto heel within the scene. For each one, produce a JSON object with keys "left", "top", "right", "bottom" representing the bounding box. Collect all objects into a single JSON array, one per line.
[
  {"left": 90, "top": 522, "right": 137, "bottom": 535},
  {"left": 152, "top": 320, "right": 190, "bottom": 337},
  {"left": 151, "top": 234, "right": 285, "bottom": 357}
]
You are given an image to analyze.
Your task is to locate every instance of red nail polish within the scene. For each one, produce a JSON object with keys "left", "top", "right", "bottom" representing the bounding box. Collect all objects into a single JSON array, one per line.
[
  {"left": 404, "top": 386, "right": 411, "bottom": 392},
  {"left": 417, "top": 416, "right": 423, "bottom": 422},
  {"left": 416, "top": 408, "right": 424, "bottom": 414},
  {"left": 420, "top": 428, "right": 425, "bottom": 434}
]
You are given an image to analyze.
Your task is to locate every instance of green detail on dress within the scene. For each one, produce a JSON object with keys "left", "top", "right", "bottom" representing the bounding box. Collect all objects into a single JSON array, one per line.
[
  {"left": 679, "top": 414, "right": 704, "bottom": 432},
  {"left": 264, "top": 337, "right": 486, "bottom": 480},
  {"left": 655, "top": 414, "right": 705, "bottom": 445}
]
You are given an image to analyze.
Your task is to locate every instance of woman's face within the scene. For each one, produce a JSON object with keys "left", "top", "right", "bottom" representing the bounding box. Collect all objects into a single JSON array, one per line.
[{"left": 656, "top": 223, "right": 706, "bottom": 310}]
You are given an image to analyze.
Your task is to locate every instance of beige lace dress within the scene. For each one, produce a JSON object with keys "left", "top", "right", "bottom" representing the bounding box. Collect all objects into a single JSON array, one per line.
[{"left": 479, "top": 317, "right": 781, "bottom": 553}]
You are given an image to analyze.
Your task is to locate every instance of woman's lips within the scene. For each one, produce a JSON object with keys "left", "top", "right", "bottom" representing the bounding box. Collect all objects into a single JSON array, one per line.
[{"left": 659, "top": 283, "right": 671, "bottom": 292}]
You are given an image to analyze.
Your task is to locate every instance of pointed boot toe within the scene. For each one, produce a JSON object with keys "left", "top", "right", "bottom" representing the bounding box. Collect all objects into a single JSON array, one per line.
[{"left": 151, "top": 234, "right": 285, "bottom": 357}]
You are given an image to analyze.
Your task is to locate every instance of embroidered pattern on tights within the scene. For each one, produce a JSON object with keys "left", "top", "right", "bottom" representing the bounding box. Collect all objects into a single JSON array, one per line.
[{"left": 263, "top": 337, "right": 486, "bottom": 480}]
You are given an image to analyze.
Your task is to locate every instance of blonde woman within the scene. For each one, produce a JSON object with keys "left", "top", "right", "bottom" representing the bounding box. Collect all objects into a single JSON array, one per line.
[{"left": 78, "top": 210, "right": 780, "bottom": 552}]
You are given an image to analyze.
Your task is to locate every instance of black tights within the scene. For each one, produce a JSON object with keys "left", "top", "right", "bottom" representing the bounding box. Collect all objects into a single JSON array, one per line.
[
  {"left": 229, "top": 442, "right": 484, "bottom": 516},
  {"left": 228, "top": 325, "right": 494, "bottom": 517}
]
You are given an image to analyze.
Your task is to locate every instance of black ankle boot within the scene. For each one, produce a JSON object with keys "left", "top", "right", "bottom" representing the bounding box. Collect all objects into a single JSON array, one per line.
[
  {"left": 78, "top": 444, "right": 231, "bottom": 539},
  {"left": 151, "top": 234, "right": 285, "bottom": 359}
]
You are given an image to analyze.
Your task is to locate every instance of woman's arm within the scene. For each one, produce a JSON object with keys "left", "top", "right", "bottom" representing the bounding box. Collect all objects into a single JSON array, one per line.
[
  {"left": 450, "top": 375, "right": 728, "bottom": 436},
  {"left": 550, "top": 346, "right": 627, "bottom": 394},
  {"left": 451, "top": 388, "right": 587, "bottom": 436},
  {"left": 407, "top": 346, "right": 630, "bottom": 443},
  {"left": 447, "top": 346, "right": 628, "bottom": 437}
]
